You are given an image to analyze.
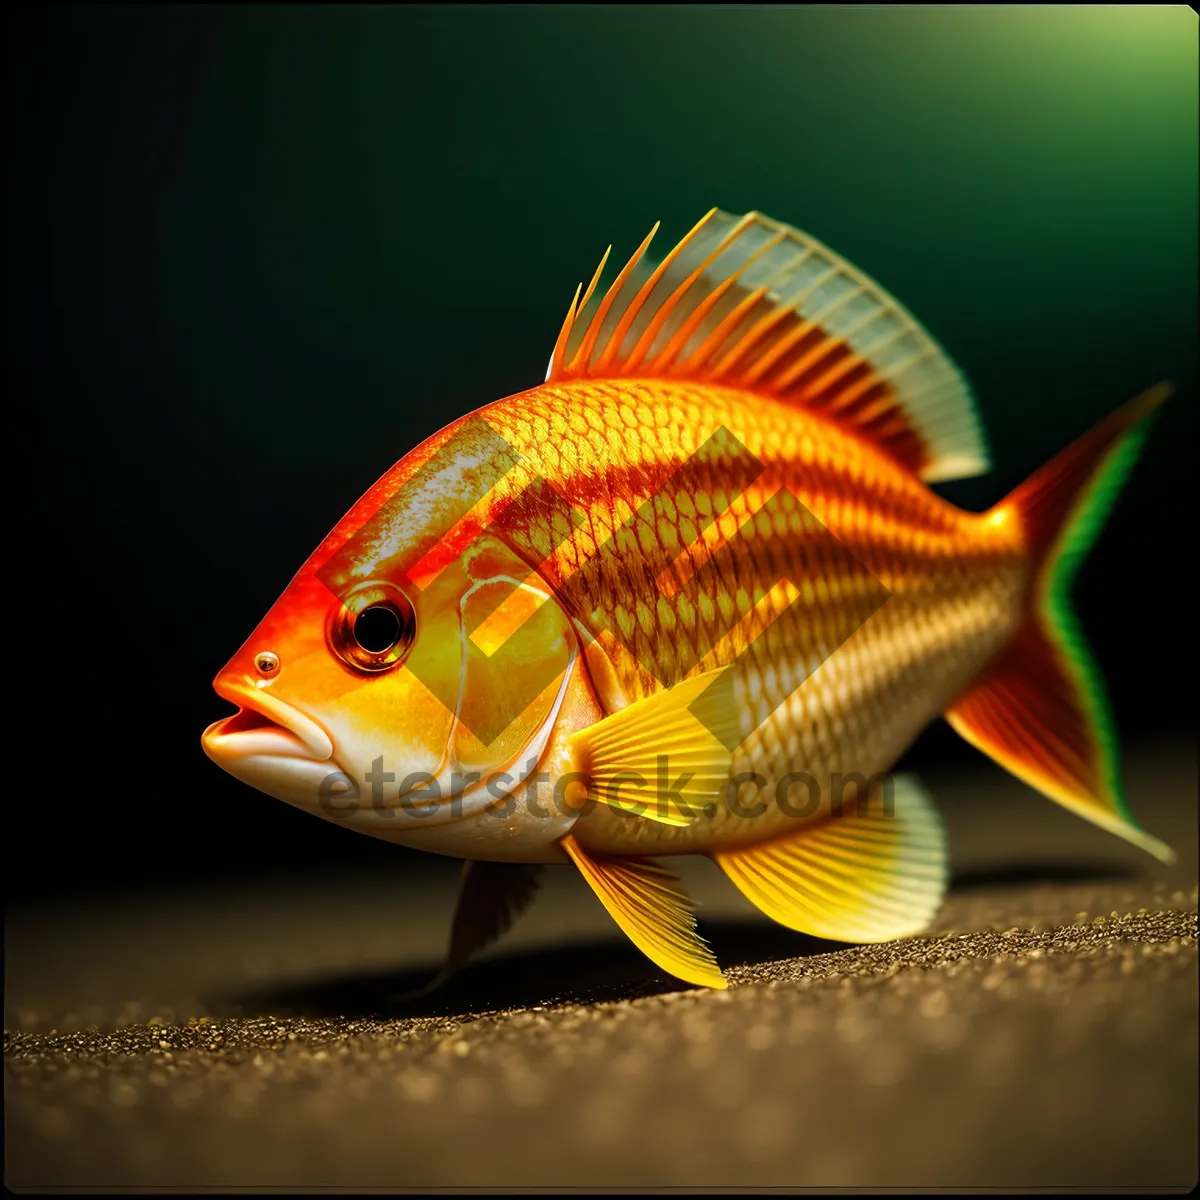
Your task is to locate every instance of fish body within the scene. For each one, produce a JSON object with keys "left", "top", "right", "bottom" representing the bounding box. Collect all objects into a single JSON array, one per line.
[
  {"left": 442, "top": 376, "right": 1024, "bottom": 859},
  {"left": 202, "top": 209, "right": 1173, "bottom": 988}
]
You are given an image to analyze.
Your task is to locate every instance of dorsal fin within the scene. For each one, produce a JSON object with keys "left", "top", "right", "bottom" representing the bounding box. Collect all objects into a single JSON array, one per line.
[{"left": 546, "top": 209, "right": 990, "bottom": 483}]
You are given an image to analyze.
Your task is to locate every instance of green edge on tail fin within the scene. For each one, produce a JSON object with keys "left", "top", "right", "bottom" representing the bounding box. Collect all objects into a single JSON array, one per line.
[
  {"left": 947, "top": 384, "right": 1175, "bottom": 864},
  {"left": 1040, "top": 414, "right": 1157, "bottom": 837}
]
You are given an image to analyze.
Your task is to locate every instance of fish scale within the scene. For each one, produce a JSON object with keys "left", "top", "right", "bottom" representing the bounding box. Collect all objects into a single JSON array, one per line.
[{"left": 478, "top": 378, "right": 1027, "bottom": 854}]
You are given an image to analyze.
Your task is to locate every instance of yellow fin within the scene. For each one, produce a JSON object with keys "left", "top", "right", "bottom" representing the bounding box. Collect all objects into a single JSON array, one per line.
[
  {"left": 713, "top": 774, "right": 947, "bottom": 943},
  {"left": 569, "top": 668, "right": 738, "bottom": 826},
  {"left": 561, "top": 835, "right": 727, "bottom": 989}
]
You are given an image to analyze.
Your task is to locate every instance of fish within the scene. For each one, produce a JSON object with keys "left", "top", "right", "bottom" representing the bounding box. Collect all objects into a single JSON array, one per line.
[{"left": 201, "top": 208, "right": 1174, "bottom": 990}]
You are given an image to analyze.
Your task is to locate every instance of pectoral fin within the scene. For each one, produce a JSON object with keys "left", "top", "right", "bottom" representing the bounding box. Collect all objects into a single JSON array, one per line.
[
  {"left": 561, "top": 834, "right": 727, "bottom": 989},
  {"left": 568, "top": 667, "right": 739, "bottom": 826},
  {"left": 713, "top": 774, "right": 947, "bottom": 943}
]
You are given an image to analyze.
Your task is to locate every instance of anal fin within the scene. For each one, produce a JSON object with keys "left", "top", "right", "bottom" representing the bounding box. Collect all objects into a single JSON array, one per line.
[
  {"left": 561, "top": 834, "right": 727, "bottom": 989},
  {"left": 713, "top": 774, "right": 947, "bottom": 943}
]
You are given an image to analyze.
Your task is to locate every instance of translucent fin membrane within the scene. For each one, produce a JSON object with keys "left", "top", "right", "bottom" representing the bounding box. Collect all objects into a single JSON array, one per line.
[
  {"left": 947, "top": 385, "right": 1175, "bottom": 863},
  {"left": 547, "top": 209, "right": 989, "bottom": 483},
  {"left": 561, "top": 834, "right": 727, "bottom": 989},
  {"left": 713, "top": 774, "right": 948, "bottom": 944}
]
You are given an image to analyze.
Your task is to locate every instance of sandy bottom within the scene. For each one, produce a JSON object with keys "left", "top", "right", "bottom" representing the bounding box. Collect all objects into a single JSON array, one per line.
[{"left": 6, "top": 744, "right": 1197, "bottom": 1190}]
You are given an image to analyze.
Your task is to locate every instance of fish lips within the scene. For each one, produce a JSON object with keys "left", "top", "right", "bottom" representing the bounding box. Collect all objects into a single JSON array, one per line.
[{"left": 201, "top": 682, "right": 344, "bottom": 809}]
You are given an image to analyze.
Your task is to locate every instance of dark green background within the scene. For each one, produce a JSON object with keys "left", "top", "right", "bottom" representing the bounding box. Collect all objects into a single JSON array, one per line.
[{"left": 7, "top": 6, "right": 1196, "bottom": 899}]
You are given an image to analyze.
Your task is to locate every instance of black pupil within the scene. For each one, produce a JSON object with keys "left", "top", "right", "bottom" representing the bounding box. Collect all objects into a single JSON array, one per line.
[{"left": 354, "top": 604, "right": 403, "bottom": 654}]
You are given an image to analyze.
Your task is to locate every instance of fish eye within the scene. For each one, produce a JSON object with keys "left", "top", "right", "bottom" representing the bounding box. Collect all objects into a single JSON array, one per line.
[
  {"left": 329, "top": 582, "right": 416, "bottom": 674},
  {"left": 354, "top": 605, "right": 402, "bottom": 654}
]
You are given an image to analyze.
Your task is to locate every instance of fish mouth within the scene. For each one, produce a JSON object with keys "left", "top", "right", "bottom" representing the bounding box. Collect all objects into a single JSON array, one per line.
[
  {"left": 202, "top": 682, "right": 335, "bottom": 764},
  {"left": 202, "top": 683, "right": 341, "bottom": 811}
]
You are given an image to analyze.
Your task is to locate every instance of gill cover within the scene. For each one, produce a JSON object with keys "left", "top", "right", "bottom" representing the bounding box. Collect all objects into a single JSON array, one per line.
[{"left": 445, "top": 537, "right": 577, "bottom": 791}]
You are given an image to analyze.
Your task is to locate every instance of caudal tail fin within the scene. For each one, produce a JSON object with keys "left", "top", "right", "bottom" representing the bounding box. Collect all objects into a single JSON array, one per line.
[{"left": 945, "top": 383, "right": 1175, "bottom": 863}]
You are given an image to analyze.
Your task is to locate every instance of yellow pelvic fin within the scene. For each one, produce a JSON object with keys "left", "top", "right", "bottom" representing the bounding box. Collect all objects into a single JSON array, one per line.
[
  {"left": 561, "top": 834, "right": 727, "bottom": 989},
  {"left": 713, "top": 774, "right": 947, "bottom": 943},
  {"left": 568, "top": 667, "right": 739, "bottom": 826}
]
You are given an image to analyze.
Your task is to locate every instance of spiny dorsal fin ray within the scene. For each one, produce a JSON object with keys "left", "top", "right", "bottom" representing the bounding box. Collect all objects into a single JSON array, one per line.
[{"left": 546, "top": 210, "right": 990, "bottom": 484}]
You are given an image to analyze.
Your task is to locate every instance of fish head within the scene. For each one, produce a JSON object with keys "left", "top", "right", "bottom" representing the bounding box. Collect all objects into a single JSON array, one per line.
[{"left": 201, "top": 417, "right": 588, "bottom": 856}]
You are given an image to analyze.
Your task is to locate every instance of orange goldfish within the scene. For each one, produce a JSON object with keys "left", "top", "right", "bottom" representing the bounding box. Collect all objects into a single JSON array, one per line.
[{"left": 202, "top": 208, "right": 1173, "bottom": 989}]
